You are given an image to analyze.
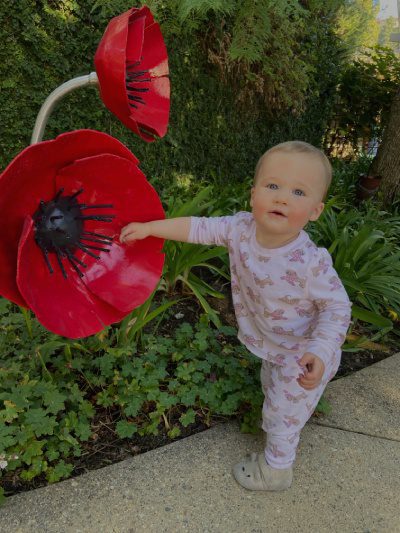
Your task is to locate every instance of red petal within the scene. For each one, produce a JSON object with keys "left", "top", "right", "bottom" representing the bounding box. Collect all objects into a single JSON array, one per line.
[
  {"left": 126, "top": 11, "right": 146, "bottom": 64},
  {"left": 17, "top": 217, "right": 126, "bottom": 338},
  {"left": 0, "top": 130, "right": 136, "bottom": 306},
  {"left": 140, "top": 22, "right": 169, "bottom": 77},
  {"left": 54, "top": 153, "right": 165, "bottom": 311},
  {"left": 81, "top": 239, "right": 164, "bottom": 312}
]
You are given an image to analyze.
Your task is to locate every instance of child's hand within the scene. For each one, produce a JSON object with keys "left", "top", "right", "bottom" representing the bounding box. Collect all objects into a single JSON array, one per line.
[
  {"left": 297, "top": 352, "right": 325, "bottom": 390},
  {"left": 120, "top": 222, "right": 150, "bottom": 244}
]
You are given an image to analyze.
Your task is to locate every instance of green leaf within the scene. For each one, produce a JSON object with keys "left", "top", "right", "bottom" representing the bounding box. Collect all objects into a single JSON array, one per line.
[
  {"left": 179, "top": 409, "right": 196, "bottom": 427},
  {"left": 115, "top": 420, "right": 138, "bottom": 439},
  {"left": 168, "top": 426, "right": 181, "bottom": 439},
  {"left": 43, "top": 388, "right": 67, "bottom": 415},
  {"left": 352, "top": 305, "right": 392, "bottom": 327},
  {"left": 46, "top": 460, "right": 73, "bottom": 483},
  {"left": 24, "top": 409, "right": 58, "bottom": 437}
]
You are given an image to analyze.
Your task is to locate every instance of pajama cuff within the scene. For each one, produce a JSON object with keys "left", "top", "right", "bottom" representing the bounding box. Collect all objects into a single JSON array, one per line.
[{"left": 304, "top": 341, "right": 334, "bottom": 367}]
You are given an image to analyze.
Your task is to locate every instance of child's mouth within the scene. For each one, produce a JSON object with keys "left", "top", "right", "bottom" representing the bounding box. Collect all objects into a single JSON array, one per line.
[{"left": 269, "top": 210, "right": 286, "bottom": 217}]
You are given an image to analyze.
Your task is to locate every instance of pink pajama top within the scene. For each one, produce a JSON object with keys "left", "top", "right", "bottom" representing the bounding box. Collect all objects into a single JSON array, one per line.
[{"left": 188, "top": 211, "right": 352, "bottom": 368}]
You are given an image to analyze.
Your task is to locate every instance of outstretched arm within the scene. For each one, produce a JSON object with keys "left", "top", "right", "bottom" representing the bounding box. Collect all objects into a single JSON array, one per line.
[{"left": 120, "top": 217, "right": 191, "bottom": 244}]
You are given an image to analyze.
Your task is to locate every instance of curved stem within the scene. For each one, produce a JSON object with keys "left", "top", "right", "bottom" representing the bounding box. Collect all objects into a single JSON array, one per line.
[{"left": 30, "top": 72, "right": 99, "bottom": 145}]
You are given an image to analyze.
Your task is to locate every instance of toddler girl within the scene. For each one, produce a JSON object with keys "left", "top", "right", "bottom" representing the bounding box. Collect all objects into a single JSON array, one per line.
[{"left": 120, "top": 141, "right": 351, "bottom": 491}]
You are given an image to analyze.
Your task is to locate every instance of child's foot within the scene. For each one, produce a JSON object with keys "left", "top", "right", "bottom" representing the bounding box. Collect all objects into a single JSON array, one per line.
[{"left": 232, "top": 453, "right": 293, "bottom": 491}]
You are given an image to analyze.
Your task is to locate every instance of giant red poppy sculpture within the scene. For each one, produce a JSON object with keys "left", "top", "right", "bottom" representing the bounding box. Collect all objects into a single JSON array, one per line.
[
  {"left": 0, "top": 129, "right": 165, "bottom": 338},
  {"left": 94, "top": 5, "right": 170, "bottom": 142}
]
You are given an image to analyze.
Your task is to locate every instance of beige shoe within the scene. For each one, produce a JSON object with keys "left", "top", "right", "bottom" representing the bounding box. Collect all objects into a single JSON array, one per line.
[{"left": 233, "top": 452, "right": 293, "bottom": 491}]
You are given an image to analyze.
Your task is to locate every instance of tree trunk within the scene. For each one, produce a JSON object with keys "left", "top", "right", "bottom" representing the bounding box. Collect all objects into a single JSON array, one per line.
[{"left": 369, "top": 87, "right": 400, "bottom": 207}]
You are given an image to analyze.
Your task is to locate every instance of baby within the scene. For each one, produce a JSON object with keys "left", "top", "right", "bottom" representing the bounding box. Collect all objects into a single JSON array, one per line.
[{"left": 120, "top": 140, "right": 352, "bottom": 491}]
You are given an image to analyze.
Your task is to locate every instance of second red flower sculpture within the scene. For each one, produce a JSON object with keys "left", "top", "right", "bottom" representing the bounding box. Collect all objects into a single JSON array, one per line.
[{"left": 95, "top": 6, "right": 170, "bottom": 142}]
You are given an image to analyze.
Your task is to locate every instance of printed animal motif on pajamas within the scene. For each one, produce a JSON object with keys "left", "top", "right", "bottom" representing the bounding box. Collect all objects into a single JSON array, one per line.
[
  {"left": 283, "top": 390, "right": 307, "bottom": 403},
  {"left": 231, "top": 281, "right": 241, "bottom": 295},
  {"left": 239, "top": 250, "right": 250, "bottom": 269},
  {"left": 287, "top": 249, "right": 305, "bottom": 263},
  {"left": 294, "top": 305, "right": 314, "bottom": 317},
  {"left": 280, "top": 270, "right": 306, "bottom": 288},
  {"left": 311, "top": 257, "right": 330, "bottom": 276},
  {"left": 243, "top": 335, "right": 263, "bottom": 349},
  {"left": 254, "top": 273, "right": 273, "bottom": 287},
  {"left": 279, "top": 295, "right": 301, "bottom": 305},
  {"left": 272, "top": 326, "right": 295, "bottom": 336},
  {"left": 246, "top": 286, "right": 261, "bottom": 304},
  {"left": 269, "top": 444, "right": 286, "bottom": 458},
  {"left": 283, "top": 415, "right": 301, "bottom": 428},
  {"left": 234, "top": 302, "right": 248, "bottom": 318},
  {"left": 264, "top": 308, "right": 287, "bottom": 320},
  {"left": 329, "top": 276, "right": 342, "bottom": 291}
]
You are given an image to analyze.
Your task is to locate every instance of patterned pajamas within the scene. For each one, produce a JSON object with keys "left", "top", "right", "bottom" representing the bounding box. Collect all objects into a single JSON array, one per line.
[{"left": 261, "top": 351, "right": 340, "bottom": 468}]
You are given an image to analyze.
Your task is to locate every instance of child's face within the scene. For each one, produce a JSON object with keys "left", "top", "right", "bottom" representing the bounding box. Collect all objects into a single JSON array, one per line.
[{"left": 250, "top": 151, "right": 325, "bottom": 246}]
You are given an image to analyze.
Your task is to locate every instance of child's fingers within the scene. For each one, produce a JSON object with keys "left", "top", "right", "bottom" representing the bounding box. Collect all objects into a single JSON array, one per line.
[{"left": 120, "top": 229, "right": 136, "bottom": 243}]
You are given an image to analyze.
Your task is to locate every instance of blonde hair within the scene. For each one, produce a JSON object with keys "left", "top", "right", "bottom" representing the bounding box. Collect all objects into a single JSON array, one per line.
[{"left": 254, "top": 141, "right": 332, "bottom": 198}]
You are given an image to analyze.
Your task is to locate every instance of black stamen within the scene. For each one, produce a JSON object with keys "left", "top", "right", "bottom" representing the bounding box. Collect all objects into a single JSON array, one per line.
[
  {"left": 54, "top": 188, "right": 65, "bottom": 202},
  {"left": 127, "top": 95, "right": 145, "bottom": 104},
  {"left": 41, "top": 248, "right": 54, "bottom": 274},
  {"left": 127, "top": 87, "right": 149, "bottom": 93},
  {"left": 78, "top": 241, "right": 110, "bottom": 253},
  {"left": 75, "top": 242, "right": 100, "bottom": 260},
  {"left": 78, "top": 204, "right": 113, "bottom": 210},
  {"left": 65, "top": 249, "right": 87, "bottom": 269},
  {"left": 81, "top": 236, "right": 113, "bottom": 245},
  {"left": 82, "top": 231, "right": 113, "bottom": 241},
  {"left": 75, "top": 215, "right": 115, "bottom": 221},
  {"left": 66, "top": 254, "right": 84, "bottom": 278},
  {"left": 69, "top": 188, "right": 84, "bottom": 201},
  {"left": 126, "top": 78, "right": 151, "bottom": 86},
  {"left": 55, "top": 249, "right": 67, "bottom": 279}
]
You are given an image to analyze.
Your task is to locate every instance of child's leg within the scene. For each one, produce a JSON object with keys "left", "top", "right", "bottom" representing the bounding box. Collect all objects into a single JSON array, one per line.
[
  {"left": 261, "top": 354, "right": 340, "bottom": 469},
  {"left": 232, "top": 353, "right": 340, "bottom": 491}
]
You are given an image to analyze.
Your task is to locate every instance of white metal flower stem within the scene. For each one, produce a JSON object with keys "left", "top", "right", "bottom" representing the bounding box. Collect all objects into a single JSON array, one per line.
[{"left": 30, "top": 72, "right": 99, "bottom": 145}]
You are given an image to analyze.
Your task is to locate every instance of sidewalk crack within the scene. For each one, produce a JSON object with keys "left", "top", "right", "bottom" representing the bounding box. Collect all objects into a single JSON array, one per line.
[{"left": 310, "top": 421, "right": 400, "bottom": 443}]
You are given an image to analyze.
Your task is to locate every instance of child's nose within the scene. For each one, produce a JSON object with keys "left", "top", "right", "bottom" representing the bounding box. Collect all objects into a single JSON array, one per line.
[{"left": 274, "top": 191, "right": 288, "bottom": 204}]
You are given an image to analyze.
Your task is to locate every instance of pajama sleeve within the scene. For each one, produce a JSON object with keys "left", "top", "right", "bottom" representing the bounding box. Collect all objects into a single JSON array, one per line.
[
  {"left": 188, "top": 215, "right": 235, "bottom": 247},
  {"left": 305, "top": 248, "right": 352, "bottom": 367}
]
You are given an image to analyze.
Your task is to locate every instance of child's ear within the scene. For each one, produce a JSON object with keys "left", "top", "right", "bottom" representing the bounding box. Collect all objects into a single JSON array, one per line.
[
  {"left": 309, "top": 202, "right": 324, "bottom": 221},
  {"left": 250, "top": 187, "right": 255, "bottom": 207}
]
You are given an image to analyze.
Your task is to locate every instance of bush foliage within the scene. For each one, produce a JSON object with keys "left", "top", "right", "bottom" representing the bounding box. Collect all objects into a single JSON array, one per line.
[{"left": 1, "top": 0, "right": 346, "bottom": 183}]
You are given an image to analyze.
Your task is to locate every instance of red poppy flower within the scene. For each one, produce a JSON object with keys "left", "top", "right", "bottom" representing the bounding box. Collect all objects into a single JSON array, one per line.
[
  {"left": 0, "top": 129, "right": 165, "bottom": 338},
  {"left": 94, "top": 5, "right": 170, "bottom": 142}
]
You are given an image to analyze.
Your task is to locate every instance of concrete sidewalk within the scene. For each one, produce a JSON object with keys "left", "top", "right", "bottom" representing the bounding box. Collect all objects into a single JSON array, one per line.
[{"left": 1, "top": 355, "right": 400, "bottom": 533}]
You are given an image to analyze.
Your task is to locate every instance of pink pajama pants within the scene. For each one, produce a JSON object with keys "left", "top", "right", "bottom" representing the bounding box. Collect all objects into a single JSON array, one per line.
[{"left": 261, "top": 353, "right": 340, "bottom": 469}]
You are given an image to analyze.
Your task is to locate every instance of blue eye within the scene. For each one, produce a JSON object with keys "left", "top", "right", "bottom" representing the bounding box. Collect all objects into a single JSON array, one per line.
[
  {"left": 294, "top": 189, "right": 305, "bottom": 196},
  {"left": 267, "top": 183, "right": 278, "bottom": 190}
]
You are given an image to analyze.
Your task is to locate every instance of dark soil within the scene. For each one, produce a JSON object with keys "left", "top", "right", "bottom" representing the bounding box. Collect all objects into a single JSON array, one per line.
[{"left": 2, "top": 293, "right": 396, "bottom": 498}]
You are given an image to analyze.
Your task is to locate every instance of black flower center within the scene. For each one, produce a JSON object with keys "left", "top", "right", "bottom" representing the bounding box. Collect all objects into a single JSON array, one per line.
[{"left": 33, "top": 188, "right": 114, "bottom": 279}]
